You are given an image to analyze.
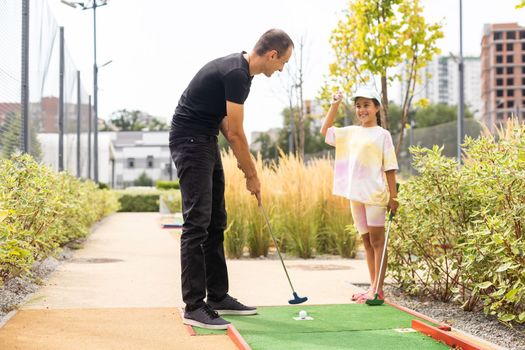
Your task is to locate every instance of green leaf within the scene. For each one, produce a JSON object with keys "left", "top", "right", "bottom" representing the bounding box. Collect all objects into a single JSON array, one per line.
[
  {"left": 477, "top": 281, "right": 493, "bottom": 289},
  {"left": 504, "top": 289, "right": 518, "bottom": 301},
  {"left": 496, "top": 262, "right": 512, "bottom": 272},
  {"left": 500, "top": 314, "right": 516, "bottom": 322}
]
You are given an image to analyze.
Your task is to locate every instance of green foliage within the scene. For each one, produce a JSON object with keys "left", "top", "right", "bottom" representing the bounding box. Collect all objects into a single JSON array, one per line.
[
  {"left": 133, "top": 171, "right": 153, "bottom": 187},
  {"left": 156, "top": 180, "right": 180, "bottom": 190},
  {"left": 117, "top": 193, "right": 159, "bottom": 212},
  {"left": 389, "top": 122, "right": 525, "bottom": 324},
  {"left": 160, "top": 190, "right": 182, "bottom": 213},
  {"left": 0, "top": 111, "right": 42, "bottom": 161},
  {"left": 0, "top": 154, "right": 119, "bottom": 284},
  {"left": 322, "top": 0, "right": 443, "bottom": 137},
  {"left": 414, "top": 104, "right": 473, "bottom": 128},
  {"left": 104, "top": 109, "right": 168, "bottom": 131}
]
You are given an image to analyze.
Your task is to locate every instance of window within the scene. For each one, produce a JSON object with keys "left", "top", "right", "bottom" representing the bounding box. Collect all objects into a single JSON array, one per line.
[
  {"left": 520, "top": 31, "right": 525, "bottom": 39},
  {"left": 496, "top": 67, "right": 504, "bottom": 74},
  {"left": 496, "top": 78, "right": 503, "bottom": 86},
  {"left": 147, "top": 155, "right": 154, "bottom": 168},
  {"left": 506, "top": 67, "right": 514, "bottom": 74},
  {"left": 506, "top": 55, "right": 513, "bottom": 63},
  {"left": 523, "top": 78, "right": 525, "bottom": 85},
  {"left": 522, "top": 55, "right": 525, "bottom": 63},
  {"left": 522, "top": 43, "right": 525, "bottom": 50},
  {"left": 127, "top": 158, "right": 135, "bottom": 168},
  {"left": 507, "top": 78, "right": 514, "bottom": 85},
  {"left": 507, "top": 43, "right": 514, "bottom": 51},
  {"left": 496, "top": 55, "right": 503, "bottom": 63},
  {"left": 507, "top": 31, "right": 516, "bottom": 40},
  {"left": 494, "top": 32, "right": 502, "bottom": 40},
  {"left": 496, "top": 89, "right": 504, "bottom": 97},
  {"left": 507, "top": 100, "right": 514, "bottom": 108},
  {"left": 497, "top": 112, "right": 504, "bottom": 120},
  {"left": 523, "top": 67, "right": 525, "bottom": 74},
  {"left": 508, "top": 89, "right": 514, "bottom": 97},
  {"left": 496, "top": 43, "right": 503, "bottom": 51}
]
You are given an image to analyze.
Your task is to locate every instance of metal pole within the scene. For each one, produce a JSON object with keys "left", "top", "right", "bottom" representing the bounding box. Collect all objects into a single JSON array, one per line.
[
  {"left": 76, "top": 71, "right": 81, "bottom": 177},
  {"left": 21, "top": 0, "right": 29, "bottom": 154},
  {"left": 88, "top": 95, "right": 92, "bottom": 179},
  {"left": 93, "top": 4, "right": 99, "bottom": 183},
  {"left": 457, "top": 0, "right": 465, "bottom": 165},
  {"left": 59, "top": 27, "right": 65, "bottom": 171}
]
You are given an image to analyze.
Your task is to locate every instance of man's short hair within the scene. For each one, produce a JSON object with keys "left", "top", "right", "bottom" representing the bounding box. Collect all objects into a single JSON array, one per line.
[{"left": 254, "top": 29, "right": 294, "bottom": 58}]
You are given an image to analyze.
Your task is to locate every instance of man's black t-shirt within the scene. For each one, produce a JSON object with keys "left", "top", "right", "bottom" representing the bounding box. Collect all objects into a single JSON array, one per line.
[{"left": 169, "top": 52, "right": 253, "bottom": 142}]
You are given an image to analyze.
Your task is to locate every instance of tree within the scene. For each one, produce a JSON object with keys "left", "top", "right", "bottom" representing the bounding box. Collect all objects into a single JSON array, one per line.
[
  {"left": 104, "top": 109, "right": 168, "bottom": 131},
  {"left": 413, "top": 104, "right": 473, "bottom": 128},
  {"left": 517, "top": 0, "right": 525, "bottom": 9},
  {"left": 0, "top": 111, "right": 42, "bottom": 161},
  {"left": 133, "top": 171, "right": 153, "bottom": 186},
  {"left": 323, "top": 0, "right": 443, "bottom": 155}
]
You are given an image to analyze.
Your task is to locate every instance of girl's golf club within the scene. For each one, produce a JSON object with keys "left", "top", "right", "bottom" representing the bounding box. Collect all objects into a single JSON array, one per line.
[
  {"left": 259, "top": 202, "right": 308, "bottom": 305},
  {"left": 366, "top": 211, "right": 393, "bottom": 306}
]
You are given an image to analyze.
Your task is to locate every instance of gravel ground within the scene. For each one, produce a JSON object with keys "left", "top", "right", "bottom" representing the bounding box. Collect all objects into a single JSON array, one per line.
[
  {"left": 382, "top": 284, "right": 525, "bottom": 350},
  {"left": 0, "top": 246, "right": 75, "bottom": 325}
]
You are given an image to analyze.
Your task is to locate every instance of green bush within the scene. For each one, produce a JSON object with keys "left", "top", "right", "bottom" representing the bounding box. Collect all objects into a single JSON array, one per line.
[
  {"left": 156, "top": 180, "right": 180, "bottom": 190},
  {"left": 0, "top": 154, "right": 119, "bottom": 284},
  {"left": 389, "top": 122, "right": 525, "bottom": 325},
  {"left": 115, "top": 189, "right": 182, "bottom": 213},
  {"left": 117, "top": 194, "right": 159, "bottom": 212}
]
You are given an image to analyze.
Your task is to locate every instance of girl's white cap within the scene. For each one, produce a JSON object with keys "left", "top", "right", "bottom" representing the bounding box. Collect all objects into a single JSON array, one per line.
[{"left": 351, "top": 87, "right": 382, "bottom": 105}]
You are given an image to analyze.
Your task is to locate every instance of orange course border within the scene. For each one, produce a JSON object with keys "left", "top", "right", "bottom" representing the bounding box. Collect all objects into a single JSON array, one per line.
[
  {"left": 227, "top": 324, "right": 252, "bottom": 350},
  {"left": 387, "top": 300, "right": 485, "bottom": 350}
]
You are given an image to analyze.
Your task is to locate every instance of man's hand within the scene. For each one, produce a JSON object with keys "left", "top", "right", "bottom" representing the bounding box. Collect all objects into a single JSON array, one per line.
[{"left": 246, "top": 174, "right": 261, "bottom": 205}]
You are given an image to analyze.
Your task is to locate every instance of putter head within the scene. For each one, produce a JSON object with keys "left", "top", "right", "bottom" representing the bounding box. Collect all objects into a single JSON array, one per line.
[
  {"left": 288, "top": 292, "right": 308, "bottom": 305},
  {"left": 365, "top": 294, "right": 385, "bottom": 306}
]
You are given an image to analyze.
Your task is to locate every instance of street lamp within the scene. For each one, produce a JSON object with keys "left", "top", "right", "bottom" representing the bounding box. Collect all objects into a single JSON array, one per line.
[
  {"left": 61, "top": 0, "right": 108, "bottom": 183},
  {"left": 457, "top": 0, "right": 465, "bottom": 165}
]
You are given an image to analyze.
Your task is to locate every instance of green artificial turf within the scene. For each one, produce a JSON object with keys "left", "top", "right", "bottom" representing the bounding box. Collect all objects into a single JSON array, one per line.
[{"left": 193, "top": 304, "right": 448, "bottom": 350}]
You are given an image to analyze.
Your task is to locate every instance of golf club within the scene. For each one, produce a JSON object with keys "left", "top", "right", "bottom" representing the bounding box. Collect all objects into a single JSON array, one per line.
[
  {"left": 366, "top": 211, "right": 393, "bottom": 306},
  {"left": 259, "top": 202, "right": 308, "bottom": 305}
]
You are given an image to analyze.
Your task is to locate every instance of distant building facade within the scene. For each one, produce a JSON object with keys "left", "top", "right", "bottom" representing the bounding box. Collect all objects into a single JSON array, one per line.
[
  {"left": 481, "top": 22, "right": 525, "bottom": 130},
  {"left": 398, "top": 55, "right": 481, "bottom": 118}
]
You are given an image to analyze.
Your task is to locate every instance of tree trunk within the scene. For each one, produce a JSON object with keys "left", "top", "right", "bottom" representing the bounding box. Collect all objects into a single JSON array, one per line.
[{"left": 381, "top": 75, "right": 389, "bottom": 130}]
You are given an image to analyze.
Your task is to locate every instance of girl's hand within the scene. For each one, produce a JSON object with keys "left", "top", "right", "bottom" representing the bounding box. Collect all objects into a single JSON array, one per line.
[
  {"left": 388, "top": 197, "right": 398, "bottom": 215},
  {"left": 331, "top": 91, "right": 343, "bottom": 105}
]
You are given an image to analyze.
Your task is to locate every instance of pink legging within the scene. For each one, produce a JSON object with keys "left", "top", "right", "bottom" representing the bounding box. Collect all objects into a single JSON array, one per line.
[{"left": 350, "top": 200, "right": 387, "bottom": 234}]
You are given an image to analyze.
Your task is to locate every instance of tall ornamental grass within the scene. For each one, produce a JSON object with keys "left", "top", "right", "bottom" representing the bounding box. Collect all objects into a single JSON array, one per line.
[{"left": 222, "top": 150, "right": 357, "bottom": 259}]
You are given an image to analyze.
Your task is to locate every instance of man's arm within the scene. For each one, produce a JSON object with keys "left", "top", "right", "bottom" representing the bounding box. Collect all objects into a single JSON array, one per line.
[{"left": 222, "top": 101, "right": 261, "bottom": 202}]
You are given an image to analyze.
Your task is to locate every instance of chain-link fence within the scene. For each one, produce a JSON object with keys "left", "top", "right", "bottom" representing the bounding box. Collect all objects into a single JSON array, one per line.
[
  {"left": 0, "top": 0, "right": 92, "bottom": 178},
  {"left": 396, "top": 118, "right": 482, "bottom": 176}
]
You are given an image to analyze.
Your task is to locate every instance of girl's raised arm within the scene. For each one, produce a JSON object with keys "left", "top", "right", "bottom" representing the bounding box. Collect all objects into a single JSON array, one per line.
[{"left": 320, "top": 92, "right": 343, "bottom": 137}]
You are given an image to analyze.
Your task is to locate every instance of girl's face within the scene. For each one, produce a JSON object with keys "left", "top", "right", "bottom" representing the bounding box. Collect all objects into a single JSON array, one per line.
[{"left": 355, "top": 97, "right": 380, "bottom": 127}]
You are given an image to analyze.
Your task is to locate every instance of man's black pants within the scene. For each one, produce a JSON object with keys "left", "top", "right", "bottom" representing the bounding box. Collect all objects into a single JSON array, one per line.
[{"left": 170, "top": 135, "right": 228, "bottom": 311}]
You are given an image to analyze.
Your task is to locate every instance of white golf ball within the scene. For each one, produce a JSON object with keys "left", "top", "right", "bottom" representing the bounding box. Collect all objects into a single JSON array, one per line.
[{"left": 299, "top": 310, "right": 307, "bottom": 319}]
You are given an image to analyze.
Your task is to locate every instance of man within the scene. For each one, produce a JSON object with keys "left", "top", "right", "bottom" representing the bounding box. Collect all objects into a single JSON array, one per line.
[{"left": 169, "top": 29, "right": 294, "bottom": 330}]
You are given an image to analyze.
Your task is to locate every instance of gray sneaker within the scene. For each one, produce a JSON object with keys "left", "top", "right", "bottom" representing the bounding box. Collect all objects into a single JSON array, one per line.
[
  {"left": 183, "top": 304, "right": 230, "bottom": 330},
  {"left": 208, "top": 295, "right": 257, "bottom": 315}
]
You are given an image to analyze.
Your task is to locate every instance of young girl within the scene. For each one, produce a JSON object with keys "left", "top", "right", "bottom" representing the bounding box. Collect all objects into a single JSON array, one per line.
[{"left": 321, "top": 87, "right": 398, "bottom": 303}]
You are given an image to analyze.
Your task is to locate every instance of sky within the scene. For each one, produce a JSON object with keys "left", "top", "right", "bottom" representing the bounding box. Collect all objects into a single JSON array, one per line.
[{"left": 46, "top": 0, "right": 524, "bottom": 142}]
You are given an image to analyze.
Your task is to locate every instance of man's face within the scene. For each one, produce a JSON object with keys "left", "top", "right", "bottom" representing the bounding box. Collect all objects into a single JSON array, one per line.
[{"left": 263, "top": 46, "right": 293, "bottom": 77}]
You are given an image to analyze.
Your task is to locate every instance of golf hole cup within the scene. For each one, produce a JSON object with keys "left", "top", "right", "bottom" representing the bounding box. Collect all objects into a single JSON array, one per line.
[{"left": 299, "top": 310, "right": 307, "bottom": 319}]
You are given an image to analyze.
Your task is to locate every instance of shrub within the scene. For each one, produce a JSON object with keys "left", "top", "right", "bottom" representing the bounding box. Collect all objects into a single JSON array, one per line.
[
  {"left": 389, "top": 120, "right": 525, "bottom": 324},
  {"left": 156, "top": 180, "right": 180, "bottom": 190},
  {"left": 0, "top": 154, "right": 119, "bottom": 284}
]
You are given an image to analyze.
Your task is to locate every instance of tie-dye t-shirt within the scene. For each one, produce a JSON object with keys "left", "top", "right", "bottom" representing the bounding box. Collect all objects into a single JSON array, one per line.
[{"left": 325, "top": 125, "right": 398, "bottom": 206}]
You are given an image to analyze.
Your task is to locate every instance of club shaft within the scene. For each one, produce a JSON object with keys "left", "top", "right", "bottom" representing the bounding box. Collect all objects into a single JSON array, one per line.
[
  {"left": 374, "top": 217, "right": 391, "bottom": 294},
  {"left": 260, "top": 203, "right": 296, "bottom": 294}
]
